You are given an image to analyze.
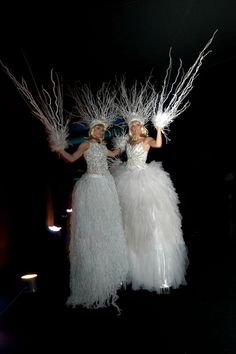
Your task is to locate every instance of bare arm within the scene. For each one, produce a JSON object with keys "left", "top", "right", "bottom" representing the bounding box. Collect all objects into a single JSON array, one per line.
[
  {"left": 58, "top": 141, "right": 90, "bottom": 163},
  {"left": 145, "top": 128, "right": 162, "bottom": 149},
  {"left": 107, "top": 148, "right": 121, "bottom": 158}
]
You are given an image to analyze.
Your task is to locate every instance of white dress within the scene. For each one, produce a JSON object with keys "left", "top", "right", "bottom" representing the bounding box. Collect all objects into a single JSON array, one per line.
[
  {"left": 112, "top": 142, "right": 189, "bottom": 292},
  {"left": 66, "top": 142, "right": 129, "bottom": 309}
]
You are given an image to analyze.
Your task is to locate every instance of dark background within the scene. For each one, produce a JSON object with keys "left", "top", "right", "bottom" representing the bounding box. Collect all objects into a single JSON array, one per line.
[{"left": 0, "top": 1, "right": 236, "bottom": 352}]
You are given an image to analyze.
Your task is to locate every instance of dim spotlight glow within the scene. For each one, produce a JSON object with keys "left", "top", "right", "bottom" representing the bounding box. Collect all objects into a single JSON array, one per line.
[
  {"left": 20, "top": 273, "right": 38, "bottom": 293},
  {"left": 48, "top": 225, "right": 62, "bottom": 232},
  {"left": 21, "top": 273, "right": 38, "bottom": 280}
]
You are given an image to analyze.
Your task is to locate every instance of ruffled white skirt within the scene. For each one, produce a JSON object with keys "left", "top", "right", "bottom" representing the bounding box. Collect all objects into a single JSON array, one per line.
[
  {"left": 112, "top": 161, "right": 189, "bottom": 292},
  {"left": 66, "top": 172, "right": 128, "bottom": 309}
]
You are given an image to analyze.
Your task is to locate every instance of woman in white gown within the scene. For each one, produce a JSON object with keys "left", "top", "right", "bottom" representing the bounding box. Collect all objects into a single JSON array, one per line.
[
  {"left": 112, "top": 80, "right": 189, "bottom": 293},
  {"left": 58, "top": 85, "right": 129, "bottom": 310}
]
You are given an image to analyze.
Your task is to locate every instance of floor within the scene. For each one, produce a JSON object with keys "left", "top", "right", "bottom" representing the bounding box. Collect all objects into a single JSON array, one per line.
[{"left": 1, "top": 228, "right": 236, "bottom": 354}]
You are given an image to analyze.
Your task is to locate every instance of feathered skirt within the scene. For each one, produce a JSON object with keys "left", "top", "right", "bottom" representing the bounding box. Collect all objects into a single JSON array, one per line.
[
  {"left": 66, "top": 172, "right": 128, "bottom": 309},
  {"left": 112, "top": 161, "right": 189, "bottom": 292}
]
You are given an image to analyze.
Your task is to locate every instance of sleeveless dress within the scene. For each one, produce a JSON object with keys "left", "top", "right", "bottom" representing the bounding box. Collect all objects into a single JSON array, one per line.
[
  {"left": 112, "top": 142, "right": 189, "bottom": 292},
  {"left": 66, "top": 142, "right": 128, "bottom": 309}
]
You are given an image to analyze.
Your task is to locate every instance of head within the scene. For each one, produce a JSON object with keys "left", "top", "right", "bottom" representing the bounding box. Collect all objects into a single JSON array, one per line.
[
  {"left": 89, "top": 123, "right": 106, "bottom": 142},
  {"left": 129, "top": 120, "right": 148, "bottom": 139}
]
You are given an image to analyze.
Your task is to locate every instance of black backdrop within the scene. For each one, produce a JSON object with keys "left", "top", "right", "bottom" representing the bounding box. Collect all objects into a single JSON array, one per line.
[{"left": 0, "top": 0, "right": 236, "bottom": 280}]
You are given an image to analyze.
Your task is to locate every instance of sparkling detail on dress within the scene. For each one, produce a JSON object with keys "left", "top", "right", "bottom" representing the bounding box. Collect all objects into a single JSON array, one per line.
[
  {"left": 126, "top": 142, "right": 148, "bottom": 169},
  {"left": 84, "top": 142, "right": 109, "bottom": 175}
]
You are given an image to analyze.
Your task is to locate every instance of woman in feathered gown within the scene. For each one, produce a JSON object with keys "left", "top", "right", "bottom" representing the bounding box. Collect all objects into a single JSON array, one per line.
[
  {"left": 112, "top": 120, "right": 188, "bottom": 292},
  {"left": 59, "top": 123, "right": 128, "bottom": 309},
  {"left": 58, "top": 82, "right": 129, "bottom": 311}
]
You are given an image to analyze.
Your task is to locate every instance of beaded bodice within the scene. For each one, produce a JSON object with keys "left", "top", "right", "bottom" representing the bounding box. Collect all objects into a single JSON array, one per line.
[
  {"left": 84, "top": 142, "right": 109, "bottom": 175},
  {"left": 126, "top": 142, "right": 148, "bottom": 169}
]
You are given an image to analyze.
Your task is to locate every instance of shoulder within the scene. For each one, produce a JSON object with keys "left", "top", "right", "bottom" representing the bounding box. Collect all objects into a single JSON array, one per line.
[
  {"left": 81, "top": 140, "right": 90, "bottom": 147},
  {"left": 79, "top": 140, "right": 90, "bottom": 150},
  {"left": 144, "top": 137, "right": 154, "bottom": 144}
]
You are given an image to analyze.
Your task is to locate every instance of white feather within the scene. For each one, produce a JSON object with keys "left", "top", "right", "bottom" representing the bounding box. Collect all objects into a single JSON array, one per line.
[{"left": 112, "top": 127, "right": 129, "bottom": 153}]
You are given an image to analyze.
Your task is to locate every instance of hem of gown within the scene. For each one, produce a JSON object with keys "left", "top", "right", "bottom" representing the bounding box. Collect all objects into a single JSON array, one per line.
[
  {"left": 130, "top": 279, "right": 187, "bottom": 293},
  {"left": 65, "top": 293, "right": 122, "bottom": 314}
]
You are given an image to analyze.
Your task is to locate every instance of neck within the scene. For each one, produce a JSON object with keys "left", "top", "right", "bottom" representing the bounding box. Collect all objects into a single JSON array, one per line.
[
  {"left": 89, "top": 137, "right": 102, "bottom": 143},
  {"left": 131, "top": 135, "right": 141, "bottom": 142}
]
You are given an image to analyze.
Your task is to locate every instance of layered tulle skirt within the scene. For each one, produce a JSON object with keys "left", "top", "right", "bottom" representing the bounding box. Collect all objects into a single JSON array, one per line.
[
  {"left": 66, "top": 172, "right": 129, "bottom": 309},
  {"left": 112, "top": 161, "right": 189, "bottom": 292}
]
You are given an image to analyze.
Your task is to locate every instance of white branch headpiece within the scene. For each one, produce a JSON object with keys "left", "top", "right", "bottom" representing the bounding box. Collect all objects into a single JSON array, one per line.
[
  {"left": 71, "top": 82, "right": 117, "bottom": 130},
  {"left": 116, "top": 76, "right": 158, "bottom": 127}
]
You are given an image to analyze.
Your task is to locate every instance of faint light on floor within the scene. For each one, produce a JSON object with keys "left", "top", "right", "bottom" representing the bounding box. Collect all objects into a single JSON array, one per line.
[
  {"left": 21, "top": 273, "right": 38, "bottom": 293},
  {"left": 48, "top": 225, "right": 62, "bottom": 232}
]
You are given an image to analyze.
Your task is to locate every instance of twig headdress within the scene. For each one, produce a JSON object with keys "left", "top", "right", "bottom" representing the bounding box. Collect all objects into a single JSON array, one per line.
[
  {"left": 71, "top": 82, "right": 117, "bottom": 130},
  {"left": 116, "top": 75, "right": 158, "bottom": 127}
]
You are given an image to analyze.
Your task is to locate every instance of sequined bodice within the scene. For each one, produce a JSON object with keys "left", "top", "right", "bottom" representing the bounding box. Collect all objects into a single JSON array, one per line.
[
  {"left": 126, "top": 142, "right": 148, "bottom": 169},
  {"left": 84, "top": 142, "right": 109, "bottom": 175}
]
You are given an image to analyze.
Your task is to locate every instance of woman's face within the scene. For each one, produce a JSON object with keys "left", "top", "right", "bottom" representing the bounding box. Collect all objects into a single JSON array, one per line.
[
  {"left": 130, "top": 121, "right": 142, "bottom": 136},
  {"left": 91, "top": 124, "right": 105, "bottom": 139}
]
